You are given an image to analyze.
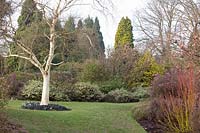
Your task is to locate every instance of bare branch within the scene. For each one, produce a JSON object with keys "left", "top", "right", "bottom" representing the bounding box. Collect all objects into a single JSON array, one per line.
[{"left": 51, "top": 61, "right": 64, "bottom": 66}]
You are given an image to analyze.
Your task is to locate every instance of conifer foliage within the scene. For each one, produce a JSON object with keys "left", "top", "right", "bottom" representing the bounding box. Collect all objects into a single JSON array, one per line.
[
  {"left": 64, "top": 16, "right": 75, "bottom": 33},
  {"left": 0, "top": 0, "right": 11, "bottom": 36},
  {"left": 17, "top": 0, "right": 42, "bottom": 30},
  {"left": 115, "top": 17, "right": 134, "bottom": 48},
  {"left": 94, "top": 17, "right": 105, "bottom": 53},
  {"left": 84, "top": 16, "right": 94, "bottom": 29}
]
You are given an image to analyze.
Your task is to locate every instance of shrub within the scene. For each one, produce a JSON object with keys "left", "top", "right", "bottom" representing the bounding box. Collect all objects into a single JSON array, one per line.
[
  {"left": 11, "top": 72, "right": 37, "bottom": 83},
  {"left": 132, "top": 101, "right": 151, "bottom": 121},
  {"left": 66, "top": 82, "right": 103, "bottom": 102},
  {"left": 2, "top": 72, "right": 37, "bottom": 99},
  {"left": 102, "top": 89, "right": 139, "bottom": 103},
  {"left": 151, "top": 68, "right": 178, "bottom": 98},
  {"left": 21, "top": 80, "right": 42, "bottom": 100},
  {"left": 131, "top": 87, "right": 150, "bottom": 99},
  {"left": 50, "top": 71, "right": 76, "bottom": 90},
  {"left": 150, "top": 67, "right": 199, "bottom": 132},
  {"left": 192, "top": 106, "right": 200, "bottom": 132},
  {"left": 99, "top": 77, "right": 126, "bottom": 94},
  {"left": 0, "top": 77, "right": 8, "bottom": 109},
  {"left": 106, "top": 46, "right": 139, "bottom": 84},
  {"left": 5, "top": 73, "right": 24, "bottom": 98},
  {"left": 56, "top": 62, "right": 83, "bottom": 79},
  {"left": 0, "top": 77, "right": 9, "bottom": 132},
  {"left": 21, "top": 80, "right": 69, "bottom": 101},
  {"left": 129, "top": 51, "right": 164, "bottom": 87},
  {"left": 49, "top": 86, "right": 70, "bottom": 102},
  {"left": 32, "top": 71, "right": 76, "bottom": 91},
  {"left": 81, "top": 60, "right": 108, "bottom": 83}
]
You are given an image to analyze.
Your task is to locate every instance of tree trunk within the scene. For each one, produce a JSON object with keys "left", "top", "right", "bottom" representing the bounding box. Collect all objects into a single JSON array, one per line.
[{"left": 40, "top": 71, "right": 50, "bottom": 105}]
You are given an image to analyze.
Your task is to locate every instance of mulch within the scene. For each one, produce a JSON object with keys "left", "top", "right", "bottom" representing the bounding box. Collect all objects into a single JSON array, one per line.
[{"left": 138, "top": 119, "right": 164, "bottom": 133}]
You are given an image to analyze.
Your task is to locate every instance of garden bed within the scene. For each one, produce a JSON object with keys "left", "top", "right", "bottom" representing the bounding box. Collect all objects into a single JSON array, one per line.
[
  {"left": 137, "top": 119, "right": 163, "bottom": 133},
  {"left": 21, "top": 102, "right": 71, "bottom": 111}
]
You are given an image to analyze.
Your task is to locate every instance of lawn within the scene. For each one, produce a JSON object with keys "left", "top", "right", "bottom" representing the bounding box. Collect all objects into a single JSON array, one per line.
[{"left": 6, "top": 100, "right": 146, "bottom": 133}]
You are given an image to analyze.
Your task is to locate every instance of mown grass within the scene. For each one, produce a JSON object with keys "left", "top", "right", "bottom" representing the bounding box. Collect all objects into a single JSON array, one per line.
[{"left": 6, "top": 100, "right": 146, "bottom": 133}]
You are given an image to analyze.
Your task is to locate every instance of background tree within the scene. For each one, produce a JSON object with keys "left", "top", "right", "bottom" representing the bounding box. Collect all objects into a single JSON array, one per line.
[
  {"left": 0, "top": 0, "right": 11, "bottom": 37},
  {"left": 84, "top": 16, "right": 94, "bottom": 29},
  {"left": 135, "top": 0, "right": 181, "bottom": 65},
  {"left": 77, "top": 19, "right": 83, "bottom": 30},
  {"left": 17, "top": 0, "right": 42, "bottom": 31},
  {"left": 64, "top": 16, "right": 75, "bottom": 33},
  {"left": 76, "top": 28, "right": 104, "bottom": 59},
  {"left": 64, "top": 16, "right": 106, "bottom": 60},
  {"left": 94, "top": 17, "right": 105, "bottom": 54},
  {"left": 115, "top": 17, "right": 134, "bottom": 48},
  {"left": 6, "top": 0, "right": 43, "bottom": 72},
  {"left": 106, "top": 46, "right": 139, "bottom": 83},
  {"left": 0, "top": 0, "right": 12, "bottom": 75},
  {"left": 135, "top": 0, "right": 200, "bottom": 67},
  {"left": 177, "top": 0, "right": 200, "bottom": 66}
]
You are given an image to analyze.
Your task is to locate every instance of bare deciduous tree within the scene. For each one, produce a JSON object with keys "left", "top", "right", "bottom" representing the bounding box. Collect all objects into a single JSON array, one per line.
[
  {"left": 177, "top": 0, "right": 200, "bottom": 64},
  {"left": 135, "top": 0, "right": 200, "bottom": 65},
  {"left": 135, "top": 0, "right": 182, "bottom": 63}
]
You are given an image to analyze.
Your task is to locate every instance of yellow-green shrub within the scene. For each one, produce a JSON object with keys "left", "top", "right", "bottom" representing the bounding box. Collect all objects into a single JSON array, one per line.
[{"left": 129, "top": 51, "right": 164, "bottom": 87}]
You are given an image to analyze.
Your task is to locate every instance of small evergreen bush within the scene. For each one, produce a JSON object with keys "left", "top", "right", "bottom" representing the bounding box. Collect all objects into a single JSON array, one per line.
[
  {"left": 131, "top": 87, "right": 150, "bottom": 99},
  {"left": 102, "top": 89, "right": 139, "bottom": 103},
  {"left": 99, "top": 78, "right": 126, "bottom": 94},
  {"left": 66, "top": 82, "right": 103, "bottom": 102},
  {"left": 22, "top": 80, "right": 69, "bottom": 101}
]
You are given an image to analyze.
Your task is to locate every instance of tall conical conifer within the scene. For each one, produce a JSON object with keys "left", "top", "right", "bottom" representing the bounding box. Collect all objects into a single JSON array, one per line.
[
  {"left": 94, "top": 17, "right": 105, "bottom": 53},
  {"left": 115, "top": 17, "right": 134, "bottom": 48}
]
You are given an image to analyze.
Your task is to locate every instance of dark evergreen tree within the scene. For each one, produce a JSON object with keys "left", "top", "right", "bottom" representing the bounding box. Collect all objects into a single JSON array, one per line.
[
  {"left": 77, "top": 19, "right": 83, "bottom": 29},
  {"left": 94, "top": 17, "right": 105, "bottom": 54},
  {"left": 64, "top": 16, "right": 75, "bottom": 33},
  {"left": 0, "top": 0, "right": 11, "bottom": 28},
  {"left": 84, "top": 16, "right": 94, "bottom": 29},
  {"left": 115, "top": 17, "right": 134, "bottom": 48},
  {"left": 0, "top": 0, "right": 11, "bottom": 73},
  {"left": 7, "top": 0, "right": 43, "bottom": 71},
  {"left": 17, "top": 0, "right": 42, "bottom": 30},
  {"left": 6, "top": 0, "right": 58, "bottom": 72}
]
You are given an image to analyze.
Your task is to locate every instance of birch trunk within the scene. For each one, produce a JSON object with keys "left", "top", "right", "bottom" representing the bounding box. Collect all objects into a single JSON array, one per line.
[
  {"left": 40, "top": 13, "right": 56, "bottom": 105},
  {"left": 40, "top": 70, "right": 50, "bottom": 105}
]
